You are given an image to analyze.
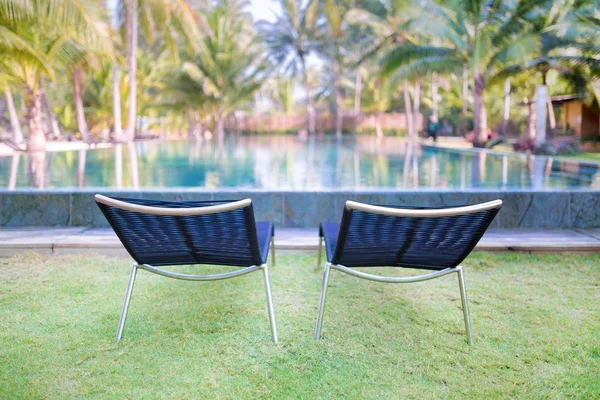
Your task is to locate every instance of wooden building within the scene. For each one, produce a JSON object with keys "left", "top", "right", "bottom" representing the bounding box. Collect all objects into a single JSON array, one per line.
[{"left": 551, "top": 95, "right": 600, "bottom": 140}]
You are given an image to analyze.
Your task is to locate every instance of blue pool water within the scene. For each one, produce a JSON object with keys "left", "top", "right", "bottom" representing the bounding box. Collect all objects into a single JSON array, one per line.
[{"left": 1, "top": 135, "right": 599, "bottom": 190}]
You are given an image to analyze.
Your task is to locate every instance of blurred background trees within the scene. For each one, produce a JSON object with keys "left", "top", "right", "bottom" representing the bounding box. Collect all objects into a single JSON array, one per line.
[{"left": 0, "top": 0, "right": 598, "bottom": 150}]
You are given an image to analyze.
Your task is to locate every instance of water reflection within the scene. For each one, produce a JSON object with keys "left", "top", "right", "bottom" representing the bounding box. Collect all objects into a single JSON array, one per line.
[
  {"left": 29, "top": 151, "right": 47, "bottom": 188},
  {"left": 77, "top": 149, "right": 86, "bottom": 187},
  {"left": 471, "top": 151, "right": 487, "bottom": 187},
  {"left": 411, "top": 148, "right": 419, "bottom": 188},
  {"left": 528, "top": 155, "right": 546, "bottom": 189},
  {"left": 8, "top": 155, "right": 19, "bottom": 190},
  {"left": 429, "top": 153, "right": 438, "bottom": 187},
  {"left": 115, "top": 144, "right": 123, "bottom": 188},
  {"left": 501, "top": 155, "right": 508, "bottom": 188},
  {"left": 0, "top": 135, "right": 599, "bottom": 190},
  {"left": 128, "top": 143, "right": 139, "bottom": 189}
]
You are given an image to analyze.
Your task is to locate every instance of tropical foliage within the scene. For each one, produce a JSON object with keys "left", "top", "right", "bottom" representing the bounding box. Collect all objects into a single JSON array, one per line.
[{"left": 0, "top": 0, "right": 598, "bottom": 151}]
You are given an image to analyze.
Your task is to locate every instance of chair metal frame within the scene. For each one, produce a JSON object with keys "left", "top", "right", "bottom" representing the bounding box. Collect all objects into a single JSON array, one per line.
[
  {"left": 96, "top": 194, "right": 278, "bottom": 343},
  {"left": 315, "top": 199, "right": 502, "bottom": 345}
]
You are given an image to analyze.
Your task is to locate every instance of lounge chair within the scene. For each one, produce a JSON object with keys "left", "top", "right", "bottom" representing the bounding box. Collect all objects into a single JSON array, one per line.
[
  {"left": 315, "top": 199, "right": 502, "bottom": 344},
  {"left": 95, "top": 195, "right": 278, "bottom": 342}
]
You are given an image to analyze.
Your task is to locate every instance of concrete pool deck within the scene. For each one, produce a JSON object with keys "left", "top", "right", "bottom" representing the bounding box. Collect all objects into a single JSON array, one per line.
[{"left": 0, "top": 227, "right": 599, "bottom": 258}]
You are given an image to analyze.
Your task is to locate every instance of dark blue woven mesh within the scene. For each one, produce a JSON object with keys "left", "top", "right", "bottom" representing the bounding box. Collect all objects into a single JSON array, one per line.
[
  {"left": 96, "top": 197, "right": 272, "bottom": 267},
  {"left": 322, "top": 205, "right": 499, "bottom": 270},
  {"left": 319, "top": 223, "right": 340, "bottom": 263}
]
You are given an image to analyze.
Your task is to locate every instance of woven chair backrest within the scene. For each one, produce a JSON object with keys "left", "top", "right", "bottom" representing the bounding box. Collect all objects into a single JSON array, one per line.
[
  {"left": 331, "top": 200, "right": 502, "bottom": 270},
  {"left": 95, "top": 195, "right": 263, "bottom": 267}
]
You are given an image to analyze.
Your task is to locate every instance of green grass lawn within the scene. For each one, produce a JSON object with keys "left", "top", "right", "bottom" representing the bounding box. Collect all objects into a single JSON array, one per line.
[{"left": 1, "top": 252, "right": 599, "bottom": 399}]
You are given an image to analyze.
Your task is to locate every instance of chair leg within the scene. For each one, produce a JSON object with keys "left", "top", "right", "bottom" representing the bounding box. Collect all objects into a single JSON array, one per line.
[
  {"left": 456, "top": 266, "right": 473, "bottom": 345},
  {"left": 314, "top": 262, "right": 332, "bottom": 340},
  {"left": 316, "top": 237, "right": 323, "bottom": 269},
  {"left": 116, "top": 264, "right": 138, "bottom": 341},
  {"left": 261, "top": 264, "right": 278, "bottom": 343},
  {"left": 270, "top": 236, "right": 276, "bottom": 267}
]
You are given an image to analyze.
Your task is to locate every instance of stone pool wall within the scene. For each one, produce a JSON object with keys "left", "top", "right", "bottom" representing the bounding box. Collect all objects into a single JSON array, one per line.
[{"left": 0, "top": 189, "right": 599, "bottom": 229}]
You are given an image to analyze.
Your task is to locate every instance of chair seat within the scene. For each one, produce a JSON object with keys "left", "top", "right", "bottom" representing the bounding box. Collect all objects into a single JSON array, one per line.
[
  {"left": 319, "top": 201, "right": 501, "bottom": 270},
  {"left": 321, "top": 221, "right": 451, "bottom": 270},
  {"left": 97, "top": 196, "right": 274, "bottom": 267}
]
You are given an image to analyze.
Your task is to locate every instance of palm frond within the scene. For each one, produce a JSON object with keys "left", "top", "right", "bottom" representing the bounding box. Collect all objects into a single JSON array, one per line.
[
  {"left": 382, "top": 45, "right": 458, "bottom": 76},
  {"left": 388, "top": 56, "right": 464, "bottom": 81},
  {"left": 488, "top": 33, "right": 540, "bottom": 70}
]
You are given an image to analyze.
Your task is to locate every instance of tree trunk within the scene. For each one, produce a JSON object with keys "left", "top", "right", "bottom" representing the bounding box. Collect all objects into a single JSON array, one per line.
[
  {"left": 526, "top": 99, "right": 536, "bottom": 141},
  {"left": 431, "top": 72, "right": 438, "bottom": 119},
  {"left": 41, "top": 91, "right": 62, "bottom": 139},
  {"left": 333, "top": 59, "right": 343, "bottom": 137},
  {"left": 196, "top": 113, "right": 204, "bottom": 138},
  {"left": 188, "top": 111, "right": 196, "bottom": 139},
  {"left": 125, "top": 0, "right": 138, "bottom": 142},
  {"left": 24, "top": 87, "right": 46, "bottom": 152},
  {"left": 547, "top": 95, "right": 556, "bottom": 131},
  {"left": 413, "top": 81, "right": 421, "bottom": 135},
  {"left": 326, "top": 27, "right": 343, "bottom": 138},
  {"left": 4, "top": 88, "right": 23, "bottom": 143},
  {"left": 112, "top": 62, "right": 124, "bottom": 141},
  {"left": 72, "top": 65, "right": 89, "bottom": 142},
  {"left": 215, "top": 107, "right": 225, "bottom": 142},
  {"left": 300, "top": 57, "right": 315, "bottom": 135},
  {"left": 541, "top": 70, "right": 555, "bottom": 135},
  {"left": 403, "top": 80, "right": 414, "bottom": 139},
  {"left": 500, "top": 78, "right": 510, "bottom": 137},
  {"left": 535, "top": 85, "right": 548, "bottom": 148},
  {"left": 375, "top": 110, "right": 383, "bottom": 139},
  {"left": 472, "top": 70, "right": 488, "bottom": 147},
  {"left": 353, "top": 68, "right": 361, "bottom": 134},
  {"left": 462, "top": 66, "right": 468, "bottom": 136}
]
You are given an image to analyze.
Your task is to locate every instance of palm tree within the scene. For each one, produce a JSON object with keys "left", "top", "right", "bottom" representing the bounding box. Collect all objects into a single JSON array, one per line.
[
  {"left": 0, "top": 64, "right": 23, "bottom": 142},
  {"left": 320, "top": 0, "right": 347, "bottom": 137},
  {"left": 124, "top": 0, "right": 138, "bottom": 141},
  {"left": 359, "top": 70, "right": 396, "bottom": 138},
  {"left": 2, "top": 85, "right": 23, "bottom": 143},
  {"left": 108, "top": 3, "right": 124, "bottom": 141},
  {"left": 82, "top": 60, "right": 123, "bottom": 136},
  {"left": 258, "top": 0, "right": 319, "bottom": 135},
  {"left": 0, "top": 0, "right": 110, "bottom": 151},
  {"left": 117, "top": 0, "right": 203, "bottom": 141},
  {"left": 381, "top": 0, "right": 543, "bottom": 147},
  {"left": 574, "top": 4, "right": 600, "bottom": 103},
  {"left": 263, "top": 75, "right": 296, "bottom": 115},
  {"left": 72, "top": 57, "right": 94, "bottom": 142},
  {"left": 344, "top": 0, "right": 422, "bottom": 139},
  {"left": 486, "top": 0, "right": 600, "bottom": 143},
  {"left": 165, "top": 0, "right": 267, "bottom": 142}
]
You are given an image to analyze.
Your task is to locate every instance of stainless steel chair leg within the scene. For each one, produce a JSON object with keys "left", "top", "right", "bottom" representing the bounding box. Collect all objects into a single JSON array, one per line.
[
  {"left": 262, "top": 264, "right": 278, "bottom": 343},
  {"left": 116, "top": 264, "right": 138, "bottom": 341},
  {"left": 314, "top": 263, "right": 331, "bottom": 340},
  {"left": 457, "top": 266, "right": 473, "bottom": 345}
]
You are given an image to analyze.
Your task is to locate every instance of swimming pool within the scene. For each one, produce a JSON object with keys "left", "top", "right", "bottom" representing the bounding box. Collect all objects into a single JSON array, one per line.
[
  {"left": 1, "top": 135, "right": 599, "bottom": 190},
  {"left": 1, "top": 135, "right": 599, "bottom": 229}
]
